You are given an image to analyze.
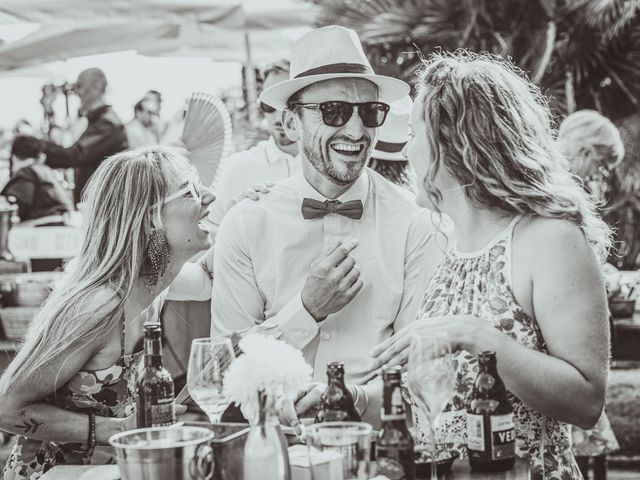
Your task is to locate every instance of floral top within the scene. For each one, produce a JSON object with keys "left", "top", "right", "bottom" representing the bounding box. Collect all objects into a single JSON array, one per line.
[
  {"left": 3, "top": 292, "right": 167, "bottom": 480},
  {"left": 410, "top": 216, "right": 584, "bottom": 480}
]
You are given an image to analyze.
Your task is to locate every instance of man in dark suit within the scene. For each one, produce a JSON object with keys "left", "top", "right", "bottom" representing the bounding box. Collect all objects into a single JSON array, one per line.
[{"left": 17, "top": 68, "right": 129, "bottom": 204}]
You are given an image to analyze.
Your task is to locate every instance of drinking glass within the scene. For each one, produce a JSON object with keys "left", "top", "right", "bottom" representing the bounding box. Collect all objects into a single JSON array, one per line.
[
  {"left": 407, "top": 331, "right": 455, "bottom": 480},
  {"left": 187, "top": 337, "right": 235, "bottom": 424},
  {"left": 306, "top": 422, "right": 372, "bottom": 480}
]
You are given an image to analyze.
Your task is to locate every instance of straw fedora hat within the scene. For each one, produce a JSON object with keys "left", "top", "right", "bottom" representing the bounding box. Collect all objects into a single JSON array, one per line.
[
  {"left": 259, "top": 25, "right": 409, "bottom": 110},
  {"left": 371, "top": 95, "right": 412, "bottom": 162}
]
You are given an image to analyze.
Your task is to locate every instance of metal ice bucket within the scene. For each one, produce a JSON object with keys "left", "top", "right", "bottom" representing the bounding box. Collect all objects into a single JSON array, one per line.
[{"left": 109, "top": 425, "right": 214, "bottom": 480}]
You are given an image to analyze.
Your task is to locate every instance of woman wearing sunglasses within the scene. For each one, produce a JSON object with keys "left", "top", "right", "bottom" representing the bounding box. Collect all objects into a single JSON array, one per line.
[
  {"left": 369, "top": 52, "right": 611, "bottom": 478},
  {"left": 0, "top": 146, "right": 214, "bottom": 478}
]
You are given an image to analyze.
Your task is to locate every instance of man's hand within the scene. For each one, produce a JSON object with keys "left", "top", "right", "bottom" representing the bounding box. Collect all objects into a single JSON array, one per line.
[
  {"left": 294, "top": 382, "right": 325, "bottom": 418},
  {"left": 301, "top": 239, "right": 363, "bottom": 321}
]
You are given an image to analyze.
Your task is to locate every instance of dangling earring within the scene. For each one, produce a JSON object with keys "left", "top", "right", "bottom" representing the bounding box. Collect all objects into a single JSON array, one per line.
[{"left": 147, "top": 228, "right": 170, "bottom": 286}]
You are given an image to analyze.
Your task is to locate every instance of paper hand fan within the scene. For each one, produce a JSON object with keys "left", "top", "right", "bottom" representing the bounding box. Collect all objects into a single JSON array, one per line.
[{"left": 181, "top": 92, "right": 232, "bottom": 186}]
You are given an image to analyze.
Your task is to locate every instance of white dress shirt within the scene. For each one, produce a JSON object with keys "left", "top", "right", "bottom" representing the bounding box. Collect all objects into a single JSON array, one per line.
[
  {"left": 208, "top": 137, "right": 300, "bottom": 229},
  {"left": 125, "top": 118, "right": 158, "bottom": 147},
  {"left": 212, "top": 168, "right": 438, "bottom": 384}
]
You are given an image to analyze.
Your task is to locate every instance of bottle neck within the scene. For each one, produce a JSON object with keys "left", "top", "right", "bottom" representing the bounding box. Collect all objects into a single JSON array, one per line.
[
  {"left": 327, "top": 371, "right": 345, "bottom": 387},
  {"left": 479, "top": 360, "right": 497, "bottom": 373},
  {"left": 257, "top": 391, "right": 278, "bottom": 428},
  {"left": 381, "top": 381, "right": 405, "bottom": 421},
  {"left": 144, "top": 336, "right": 163, "bottom": 368}
]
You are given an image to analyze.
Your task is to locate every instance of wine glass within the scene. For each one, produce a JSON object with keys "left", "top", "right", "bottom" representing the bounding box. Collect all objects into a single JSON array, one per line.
[
  {"left": 187, "top": 337, "right": 235, "bottom": 424},
  {"left": 407, "top": 330, "right": 455, "bottom": 480}
]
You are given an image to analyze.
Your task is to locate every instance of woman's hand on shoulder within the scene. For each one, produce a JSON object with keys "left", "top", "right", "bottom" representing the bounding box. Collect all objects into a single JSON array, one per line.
[{"left": 227, "top": 182, "right": 274, "bottom": 210}]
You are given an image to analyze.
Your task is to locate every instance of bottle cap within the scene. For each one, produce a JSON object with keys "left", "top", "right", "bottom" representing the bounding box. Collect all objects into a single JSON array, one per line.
[
  {"left": 381, "top": 365, "right": 402, "bottom": 378},
  {"left": 143, "top": 322, "right": 162, "bottom": 335},
  {"left": 478, "top": 351, "right": 497, "bottom": 363}
]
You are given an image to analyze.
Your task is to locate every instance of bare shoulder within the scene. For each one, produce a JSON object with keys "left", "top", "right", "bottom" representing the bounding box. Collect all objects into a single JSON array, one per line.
[
  {"left": 77, "top": 285, "right": 121, "bottom": 325},
  {"left": 517, "top": 216, "right": 591, "bottom": 257},
  {"left": 515, "top": 216, "right": 602, "bottom": 290}
]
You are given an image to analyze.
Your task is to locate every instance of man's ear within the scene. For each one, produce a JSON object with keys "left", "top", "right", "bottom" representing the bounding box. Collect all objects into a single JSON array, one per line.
[{"left": 282, "top": 109, "right": 299, "bottom": 142}]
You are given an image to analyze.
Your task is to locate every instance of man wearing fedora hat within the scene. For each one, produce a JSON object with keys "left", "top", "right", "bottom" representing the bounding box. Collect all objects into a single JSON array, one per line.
[{"left": 211, "top": 26, "right": 440, "bottom": 423}]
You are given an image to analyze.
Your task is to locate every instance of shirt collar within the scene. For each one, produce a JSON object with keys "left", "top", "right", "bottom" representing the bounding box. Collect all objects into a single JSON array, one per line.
[
  {"left": 86, "top": 105, "right": 111, "bottom": 123},
  {"left": 294, "top": 167, "right": 371, "bottom": 207},
  {"left": 265, "top": 136, "right": 296, "bottom": 165}
]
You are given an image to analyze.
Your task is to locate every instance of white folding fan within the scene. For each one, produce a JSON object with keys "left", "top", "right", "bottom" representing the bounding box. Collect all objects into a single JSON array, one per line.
[{"left": 181, "top": 92, "right": 233, "bottom": 186}]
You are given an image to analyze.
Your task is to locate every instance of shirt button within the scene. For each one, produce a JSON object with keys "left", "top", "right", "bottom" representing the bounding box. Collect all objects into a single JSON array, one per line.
[{"left": 321, "top": 331, "right": 331, "bottom": 341}]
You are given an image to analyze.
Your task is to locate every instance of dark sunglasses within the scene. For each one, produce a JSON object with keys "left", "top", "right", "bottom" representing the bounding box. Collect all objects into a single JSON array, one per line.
[
  {"left": 289, "top": 101, "right": 390, "bottom": 128},
  {"left": 259, "top": 102, "right": 276, "bottom": 114}
]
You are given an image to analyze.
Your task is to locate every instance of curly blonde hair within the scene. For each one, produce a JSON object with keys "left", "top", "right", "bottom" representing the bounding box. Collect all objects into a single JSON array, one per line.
[{"left": 414, "top": 51, "right": 611, "bottom": 261}]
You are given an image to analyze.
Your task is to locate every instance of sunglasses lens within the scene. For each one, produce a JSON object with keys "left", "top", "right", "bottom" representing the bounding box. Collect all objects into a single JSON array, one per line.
[
  {"left": 260, "top": 102, "right": 276, "bottom": 114},
  {"left": 360, "top": 102, "right": 389, "bottom": 127},
  {"left": 320, "top": 101, "right": 353, "bottom": 127}
]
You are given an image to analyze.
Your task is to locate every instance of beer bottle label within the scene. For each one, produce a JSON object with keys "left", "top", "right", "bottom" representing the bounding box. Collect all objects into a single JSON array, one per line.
[
  {"left": 490, "top": 414, "right": 515, "bottom": 460},
  {"left": 466, "top": 413, "right": 485, "bottom": 451},
  {"left": 381, "top": 386, "right": 405, "bottom": 421},
  {"left": 151, "top": 396, "right": 175, "bottom": 426}
]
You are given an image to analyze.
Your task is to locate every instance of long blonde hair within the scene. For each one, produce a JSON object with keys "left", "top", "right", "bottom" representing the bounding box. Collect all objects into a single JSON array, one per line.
[
  {"left": 0, "top": 146, "right": 196, "bottom": 394},
  {"left": 414, "top": 51, "right": 611, "bottom": 261}
]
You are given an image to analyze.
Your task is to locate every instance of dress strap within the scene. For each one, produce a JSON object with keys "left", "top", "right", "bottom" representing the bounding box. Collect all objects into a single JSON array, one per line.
[
  {"left": 120, "top": 289, "right": 168, "bottom": 357},
  {"left": 120, "top": 316, "right": 126, "bottom": 357},
  {"left": 503, "top": 215, "right": 523, "bottom": 286},
  {"left": 452, "top": 214, "right": 522, "bottom": 259}
]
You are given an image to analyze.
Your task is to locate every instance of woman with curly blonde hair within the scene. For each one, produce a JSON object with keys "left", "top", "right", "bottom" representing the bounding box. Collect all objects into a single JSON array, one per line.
[
  {"left": 370, "top": 52, "right": 611, "bottom": 479},
  {"left": 0, "top": 146, "right": 215, "bottom": 478}
]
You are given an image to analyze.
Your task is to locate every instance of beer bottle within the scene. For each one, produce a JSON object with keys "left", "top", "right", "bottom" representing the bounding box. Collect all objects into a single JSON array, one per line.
[
  {"left": 315, "top": 361, "right": 361, "bottom": 423},
  {"left": 136, "top": 322, "right": 176, "bottom": 428},
  {"left": 375, "top": 366, "right": 415, "bottom": 480},
  {"left": 467, "top": 351, "right": 515, "bottom": 472}
]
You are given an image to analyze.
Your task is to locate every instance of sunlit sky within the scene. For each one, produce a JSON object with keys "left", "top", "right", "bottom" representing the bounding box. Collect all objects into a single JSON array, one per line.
[
  {"left": 1, "top": 52, "right": 242, "bottom": 130},
  {"left": 0, "top": 24, "right": 243, "bottom": 130},
  {"left": 0, "top": 0, "right": 315, "bottom": 130}
]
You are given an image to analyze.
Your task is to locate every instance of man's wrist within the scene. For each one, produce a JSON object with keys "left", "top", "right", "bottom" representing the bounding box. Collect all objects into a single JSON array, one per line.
[{"left": 301, "top": 296, "right": 326, "bottom": 323}]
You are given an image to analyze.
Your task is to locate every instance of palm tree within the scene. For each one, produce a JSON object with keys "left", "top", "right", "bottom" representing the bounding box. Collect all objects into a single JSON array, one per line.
[
  {"left": 311, "top": 0, "right": 640, "bottom": 118},
  {"left": 310, "top": 0, "right": 640, "bottom": 267}
]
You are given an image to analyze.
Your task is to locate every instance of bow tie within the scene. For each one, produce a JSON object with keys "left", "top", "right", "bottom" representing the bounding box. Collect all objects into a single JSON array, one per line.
[{"left": 301, "top": 198, "right": 364, "bottom": 220}]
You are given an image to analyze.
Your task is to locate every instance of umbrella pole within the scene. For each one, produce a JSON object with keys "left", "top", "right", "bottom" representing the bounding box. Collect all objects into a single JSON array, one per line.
[{"left": 244, "top": 32, "right": 258, "bottom": 126}]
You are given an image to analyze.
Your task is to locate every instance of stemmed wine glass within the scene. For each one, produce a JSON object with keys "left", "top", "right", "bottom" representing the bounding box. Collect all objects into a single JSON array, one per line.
[
  {"left": 187, "top": 337, "right": 235, "bottom": 424},
  {"left": 407, "top": 330, "right": 455, "bottom": 480}
]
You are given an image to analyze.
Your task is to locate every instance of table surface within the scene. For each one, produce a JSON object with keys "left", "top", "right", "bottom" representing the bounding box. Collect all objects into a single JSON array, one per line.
[{"left": 41, "top": 459, "right": 530, "bottom": 479}]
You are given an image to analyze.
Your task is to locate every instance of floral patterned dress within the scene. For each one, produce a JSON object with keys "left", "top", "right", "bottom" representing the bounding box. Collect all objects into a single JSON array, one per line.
[
  {"left": 3, "top": 293, "right": 166, "bottom": 479},
  {"left": 410, "top": 216, "right": 584, "bottom": 480}
]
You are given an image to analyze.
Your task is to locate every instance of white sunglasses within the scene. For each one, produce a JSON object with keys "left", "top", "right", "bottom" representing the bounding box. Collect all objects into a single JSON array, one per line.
[{"left": 151, "top": 182, "right": 202, "bottom": 209}]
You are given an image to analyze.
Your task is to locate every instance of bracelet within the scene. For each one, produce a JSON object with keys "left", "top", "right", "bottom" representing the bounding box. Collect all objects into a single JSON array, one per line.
[
  {"left": 87, "top": 413, "right": 96, "bottom": 451},
  {"left": 350, "top": 385, "right": 365, "bottom": 417},
  {"left": 351, "top": 385, "right": 360, "bottom": 413},
  {"left": 361, "top": 386, "right": 369, "bottom": 416}
]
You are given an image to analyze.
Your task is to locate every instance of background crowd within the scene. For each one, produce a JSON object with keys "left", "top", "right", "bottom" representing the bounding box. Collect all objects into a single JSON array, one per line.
[{"left": 0, "top": 2, "right": 639, "bottom": 480}]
